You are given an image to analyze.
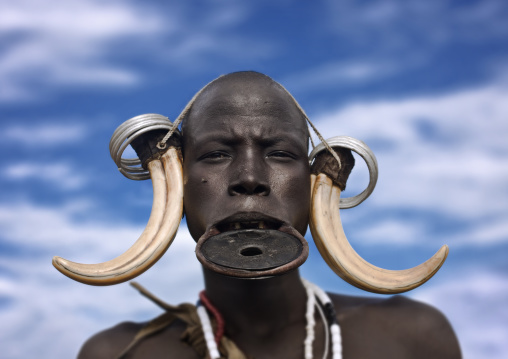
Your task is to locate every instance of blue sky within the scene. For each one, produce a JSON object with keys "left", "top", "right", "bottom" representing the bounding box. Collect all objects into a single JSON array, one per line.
[{"left": 1, "top": 1, "right": 507, "bottom": 358}]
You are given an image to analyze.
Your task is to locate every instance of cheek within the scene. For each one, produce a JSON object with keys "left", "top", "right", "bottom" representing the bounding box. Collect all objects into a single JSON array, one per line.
[
  {"left": 289, "top": 172, "right": 311, "bottom": 211},
  {"left": 183, "top": 164, "right": 228, "bottom": 236},
  {"left": 271, "top": 164, "right": 311, "bottom": 220},
  {"left": 183, "top": 164, "right": 208, "bottom": 238}
]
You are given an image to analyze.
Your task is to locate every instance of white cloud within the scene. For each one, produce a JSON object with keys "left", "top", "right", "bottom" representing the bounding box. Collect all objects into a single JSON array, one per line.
[
  {"left": 0, "top": 200, "right": 202, "bottom": 359},
  {"left": 411, "top": 271, "right": 508, "bottom": 359},
  {"left": 293, "top": 0, "right": 508, "bottom": 91},
  {"left": 0, "top": 0, "right": 163, "bottom": 36},
  {"left": 2, "top": 123, "right": 87, "bottom": 146},
  {"left": 0, "top": 201, "right": 145, "bottom": 254},
  {"left": 352, "top": 218, "right": 425, "bottom": 245},
  {"left": 3, "top": 162, "right": 87, "bottom": 190},
  {"left": 325, "top": 0, "right": 508, "bottom": 50},
  {"left": 0, "top": 0, "right": 165, "bottom": 101},
  {"left": 0, "top": 0, "right": 269, "bottom": 102},
  {"left": 284, "top": 60, "right": 399, "bottom": 91}
]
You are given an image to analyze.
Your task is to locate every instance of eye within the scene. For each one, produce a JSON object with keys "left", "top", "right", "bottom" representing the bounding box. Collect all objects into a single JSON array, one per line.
[
  {"left": 199, "top": 151, "right": 231, "bottom": 162},
  {"left": 267, "top": 151, "right": 296, "bottom": 160}
]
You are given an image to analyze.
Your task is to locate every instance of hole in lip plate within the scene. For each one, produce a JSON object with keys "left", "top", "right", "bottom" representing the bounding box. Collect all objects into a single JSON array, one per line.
[{"left": 240, "top": 246, "right": 263, "bottom": 256}]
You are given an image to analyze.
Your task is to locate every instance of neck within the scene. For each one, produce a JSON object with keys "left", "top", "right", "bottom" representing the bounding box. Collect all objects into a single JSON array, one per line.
[{"left": 203, "top": 267, "right": 307, "bottom": 338}]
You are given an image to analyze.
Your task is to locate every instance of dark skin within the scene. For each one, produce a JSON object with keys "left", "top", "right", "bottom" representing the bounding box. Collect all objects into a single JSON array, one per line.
[{"left": 78, "top": 72, "right": 461, "bottom": 359}]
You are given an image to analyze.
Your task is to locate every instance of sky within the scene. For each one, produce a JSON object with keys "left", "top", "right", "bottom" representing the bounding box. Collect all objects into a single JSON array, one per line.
[{"left": 1, "top": 0, "right": 507, "bottom": 358}]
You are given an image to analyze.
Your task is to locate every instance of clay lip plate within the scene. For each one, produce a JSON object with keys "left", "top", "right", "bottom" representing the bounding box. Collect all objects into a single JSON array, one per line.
[
  {"left": 200, "top": 229, "right": 303, "bottom": 271},
  {"left": 195, "top": 212, "right": 309, "bottom": 278}
]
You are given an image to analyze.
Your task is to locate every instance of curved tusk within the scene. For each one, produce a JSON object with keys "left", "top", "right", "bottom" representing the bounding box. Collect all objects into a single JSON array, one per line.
[
  {"left": 310, "top": 173, "right": 448, "bottom": 294},
  {"left": 52, "top": 148, "right": 184, "bottom": 285}
]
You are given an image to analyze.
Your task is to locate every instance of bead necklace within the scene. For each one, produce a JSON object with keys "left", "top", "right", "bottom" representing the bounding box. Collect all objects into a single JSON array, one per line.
[
  {"left": 196, "top": 279, "right": 343, "bottom": 359},
  {"left": 302, "top": 279, "right": 342, "bottom": 359}
]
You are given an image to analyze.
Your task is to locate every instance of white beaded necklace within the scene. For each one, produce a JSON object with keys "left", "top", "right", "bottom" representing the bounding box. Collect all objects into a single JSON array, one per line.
[
  {"left": 196, "top": 279, "right": 343, "bottom": 359},
  {"left": 302, "top": 279, "right": 343, "bottom": 359}
]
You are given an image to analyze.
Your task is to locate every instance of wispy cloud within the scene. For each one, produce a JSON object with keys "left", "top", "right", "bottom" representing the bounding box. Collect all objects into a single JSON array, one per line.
[
  {"left": 3, "top": 162, "right": 87, "bottom": 190},
  {"left": 411, "top": 270, "right": 508, "bottom": 359},
  {"left": 0, "top": 0, "right": 165, "bottom": 101},
  {"left": 284, "top": 60, "right": 399, "bottom": 91},
  {"left": 2, "top": 123, "right": 87, "bottom": 147},
  {"left": 283, "top": 0, "right": 508, "bottom": 93},
  {"left": 325, "top": 0, "right": 508, "bottom": 50},
  {"left": 0, "top": 0, "right": 270, "bottom": 102}
]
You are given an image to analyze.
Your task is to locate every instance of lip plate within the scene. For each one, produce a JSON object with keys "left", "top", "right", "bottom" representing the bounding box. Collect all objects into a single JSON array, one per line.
[
  {"left": 195, "top": 214, "right": 309, "bottom": 278},
  {"left": 200, "top": 229, "right": 303, "bottom": 271}
]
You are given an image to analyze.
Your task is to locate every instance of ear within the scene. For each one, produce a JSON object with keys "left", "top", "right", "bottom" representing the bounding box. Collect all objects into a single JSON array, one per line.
[
  {"left": 53, "top": 115, "right": 184, "bottom": 285},
  {"left": 308, "top": 136, "right": 448, "bottom": 294}
]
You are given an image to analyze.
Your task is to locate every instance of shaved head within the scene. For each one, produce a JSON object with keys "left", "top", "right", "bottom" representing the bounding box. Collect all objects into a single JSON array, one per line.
[{"left": 181, "top": 71, "right": 309, "bottom": 148}]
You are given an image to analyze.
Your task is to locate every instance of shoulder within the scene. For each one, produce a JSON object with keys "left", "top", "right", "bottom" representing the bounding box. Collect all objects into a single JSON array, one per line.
[
  {"left": 328, "top": 293, "right": 461, "bottom": 359},
  {"left": 77, "top": 321, "right": 143, "bottom": 359},
  {"left": 78, "top": 318, "right": 200, "bottom": 359}
]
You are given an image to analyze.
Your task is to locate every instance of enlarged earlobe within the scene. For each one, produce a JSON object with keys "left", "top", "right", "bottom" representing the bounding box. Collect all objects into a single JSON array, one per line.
[
  {"left": 52, "top": 115, "right": 184, "bottom": 285},
  {"left": 308, "top": 136, "right": 448, "bottom": 294}
]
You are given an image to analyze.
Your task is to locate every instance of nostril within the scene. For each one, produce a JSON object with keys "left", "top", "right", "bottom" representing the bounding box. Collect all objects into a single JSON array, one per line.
[
  {"left": 240, "top": 247, "right": 263, "bottom": 256},
  {"left": 229, "top": 184, "right": 270, "bottom": 196},
  {"left": 253, "top": 185, "right": 269, "bottom": 195},
  {"left": 231, "top": 185, "right": 247, "bottom": 195}
]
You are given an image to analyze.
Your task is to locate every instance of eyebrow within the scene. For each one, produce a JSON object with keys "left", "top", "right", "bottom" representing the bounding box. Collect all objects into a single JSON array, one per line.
[{"left": 193, "top": 131, "right": 308, "bottom": 150}]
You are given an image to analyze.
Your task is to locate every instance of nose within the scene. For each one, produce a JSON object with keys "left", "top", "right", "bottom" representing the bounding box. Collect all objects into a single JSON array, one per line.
[{"left": 228, "top": 153, "right": 270, "bottom": 196}]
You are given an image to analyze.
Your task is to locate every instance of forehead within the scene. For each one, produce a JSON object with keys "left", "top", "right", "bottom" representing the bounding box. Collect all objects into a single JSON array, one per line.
[{"left": 183, "top": 78, "right": 308, "bottom": 146}]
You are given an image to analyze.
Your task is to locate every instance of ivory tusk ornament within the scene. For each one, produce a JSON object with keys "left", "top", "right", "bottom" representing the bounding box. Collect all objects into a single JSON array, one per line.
[
  {"left": 309, "top": 173, "right": 448, "bottom": 294},
  {"left": 52, "top": 148, "right": 184, "bottom": 285}
]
